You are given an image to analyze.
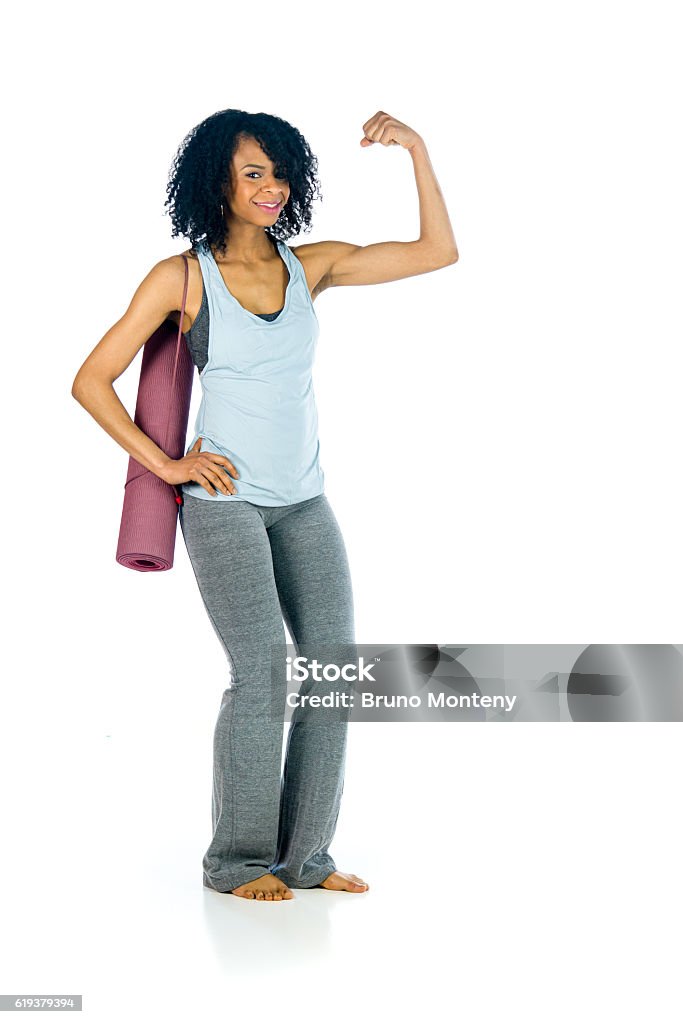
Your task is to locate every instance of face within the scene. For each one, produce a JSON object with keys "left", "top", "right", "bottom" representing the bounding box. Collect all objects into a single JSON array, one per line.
[{"left": 223, "top": 135, "right": 290, "bottom": 224}]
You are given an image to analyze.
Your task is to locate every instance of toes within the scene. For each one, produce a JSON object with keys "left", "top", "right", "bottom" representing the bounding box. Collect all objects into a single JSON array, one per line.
[{"left": 231, "top": 877, "right": 294, "bottom": 900}]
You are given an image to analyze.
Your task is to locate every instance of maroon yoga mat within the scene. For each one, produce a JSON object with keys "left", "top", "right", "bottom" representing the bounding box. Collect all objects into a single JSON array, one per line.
[{"left": 116, "top": 256, "right": 194, "bottom": 572}]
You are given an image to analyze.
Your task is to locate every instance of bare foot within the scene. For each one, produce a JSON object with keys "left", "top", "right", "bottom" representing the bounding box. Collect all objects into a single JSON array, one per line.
[
  {"left": 231, "top": 873, "right": 294, "bottom": 901},
  {"left": 317, "top": 871, "right": 369, "bottom": 893}
]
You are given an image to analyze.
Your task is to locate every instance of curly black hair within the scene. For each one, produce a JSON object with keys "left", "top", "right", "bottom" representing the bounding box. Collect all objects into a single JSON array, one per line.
[{"left": 163, "top": 109, "right": 323, "bottom": 257}]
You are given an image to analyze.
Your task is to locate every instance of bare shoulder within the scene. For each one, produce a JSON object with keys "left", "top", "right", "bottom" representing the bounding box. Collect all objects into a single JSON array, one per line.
[
  {"left": 290, "top": 240, "right": 360, "bottom": 298},
  {"left": 160, "top": 247, "right": 200, "bottom": 276},
  {"left": 145, "top": 249, "right": 197, "bottom": 288},
  {"left": 153, "top": 249, "right": 202, "bottom": 330}
]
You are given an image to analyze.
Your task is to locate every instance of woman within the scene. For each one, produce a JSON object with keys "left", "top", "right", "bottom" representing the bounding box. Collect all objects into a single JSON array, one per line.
[{"left": 71, "top": 108, "right": 458, "bottom": 902}]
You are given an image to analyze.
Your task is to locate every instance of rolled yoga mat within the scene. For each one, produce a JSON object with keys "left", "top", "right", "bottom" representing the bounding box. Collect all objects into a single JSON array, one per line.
[{"left": 116, "top": 258, "right": 194, "bottom": 572}]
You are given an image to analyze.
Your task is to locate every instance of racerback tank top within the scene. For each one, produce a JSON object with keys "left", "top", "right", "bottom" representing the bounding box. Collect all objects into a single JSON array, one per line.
[{"left": 181, "top": 238, "right": 326, "bottom": 506}]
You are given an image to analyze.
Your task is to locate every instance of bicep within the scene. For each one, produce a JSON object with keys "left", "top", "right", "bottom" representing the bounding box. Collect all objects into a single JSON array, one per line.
[
  {"left": 72, "top": 257, "right": 185, "bottom": 388},
  {"left": 316, "top": 239, "right": 456, "bottom": 289}
]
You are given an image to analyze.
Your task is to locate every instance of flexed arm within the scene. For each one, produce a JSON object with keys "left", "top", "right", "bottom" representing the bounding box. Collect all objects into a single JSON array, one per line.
[{"left": 298, "top": 111, "right": 459, "bottom": 292}]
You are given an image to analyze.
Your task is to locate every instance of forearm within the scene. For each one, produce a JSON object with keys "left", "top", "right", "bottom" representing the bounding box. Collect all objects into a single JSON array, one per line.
[
  {"left": 409, "top": 138, "right": 458, "bottom": 257},
  {"left": 71, "top": 376, "right": 172, "bottom": 480}
]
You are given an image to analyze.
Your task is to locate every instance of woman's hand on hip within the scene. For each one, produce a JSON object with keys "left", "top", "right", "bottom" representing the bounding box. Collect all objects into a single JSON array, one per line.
[{"left": 161, "top": 437, "right": 239, "bottom": 496}]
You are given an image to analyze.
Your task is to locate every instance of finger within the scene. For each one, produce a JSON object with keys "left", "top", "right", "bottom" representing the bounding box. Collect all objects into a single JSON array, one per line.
[
  {"left": 208, "top": 454, "right": 239, "bottom": 479},
  {"left": 193, "top": 445, "right": 238, "bottom": 478},
  {"left": 377, "top": 121, "right": 398, "bottom": 146},
  {"left": 192, "top": 437, "right": 203, "bottom": 450},
  {"left": 362, "top": 111, "right": 385, "bottom": 133},
  {"left": 193, "top": 467, "right": 221, "bottom": 497},
  {"left": 195, "top": 471, "right": 217, "bottom": 496},
  {"left": 205, "top": 464, "right": 237, "bottom": 496},
  {"left": 188, "top": 460, "right": 232, "bottom": 497},
  {"left": 199, "top": 455, "right": 238, "bottom": 484},
  {"left": 366, "top": 112, "right": 391, "bottom": 141},
  {"left": 362, "top": 116, "right": 383, "bottom": 143}
]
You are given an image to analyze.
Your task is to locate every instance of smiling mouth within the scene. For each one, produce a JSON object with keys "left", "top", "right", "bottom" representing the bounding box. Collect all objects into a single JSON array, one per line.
[{"left": 254, "top": 201, "right": 282, "bottom": 210}]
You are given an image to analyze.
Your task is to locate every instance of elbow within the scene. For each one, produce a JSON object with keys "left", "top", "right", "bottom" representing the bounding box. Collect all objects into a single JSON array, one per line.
[
  {"left": 424, "top": 246, "right": 459, "bottom": 270},
  {"left": 71, "top": 373, "right": 87, "bottom": 403},
  {"left": 416, "top": 240, "right": 459, "bottom": 270},
  {"left": 71, "top": 368, "right": 104, "bottom": 405}
]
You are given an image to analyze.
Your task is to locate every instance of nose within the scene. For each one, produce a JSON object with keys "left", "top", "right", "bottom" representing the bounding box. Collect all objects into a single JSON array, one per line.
[{"left": 258, "top": 173, "right": 286, "bottom": 197}]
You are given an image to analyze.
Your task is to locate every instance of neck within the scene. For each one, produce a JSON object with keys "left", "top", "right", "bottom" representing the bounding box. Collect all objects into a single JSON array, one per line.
[{"left": 217, "top": 219, "right": 276, "bottom": 262}]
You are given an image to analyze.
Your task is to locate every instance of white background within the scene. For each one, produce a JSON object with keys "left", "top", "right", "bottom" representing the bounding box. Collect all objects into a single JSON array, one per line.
[{"left": 1, "top": 0, "right": 682, "bottom": 1021}]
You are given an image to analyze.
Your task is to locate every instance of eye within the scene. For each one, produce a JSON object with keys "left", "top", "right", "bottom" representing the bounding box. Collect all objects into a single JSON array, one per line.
[{"left": 245, "top": 170, "right": 289, "bottom": 183}]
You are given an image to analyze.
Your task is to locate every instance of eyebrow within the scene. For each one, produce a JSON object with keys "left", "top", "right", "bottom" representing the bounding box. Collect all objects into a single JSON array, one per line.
[{"left": 239, "top": 163, "right": 268, "bottom": 170}]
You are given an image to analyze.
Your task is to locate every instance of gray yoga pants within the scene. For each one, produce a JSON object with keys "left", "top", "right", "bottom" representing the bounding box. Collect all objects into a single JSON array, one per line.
[{"left": 179, "top": 491, "right": 356, "bottom": 892}]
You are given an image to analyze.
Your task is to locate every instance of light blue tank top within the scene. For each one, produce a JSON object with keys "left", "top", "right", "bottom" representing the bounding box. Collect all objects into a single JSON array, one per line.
[{"left": 182, "top": 238, "right": 325, "bottom": 506}]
